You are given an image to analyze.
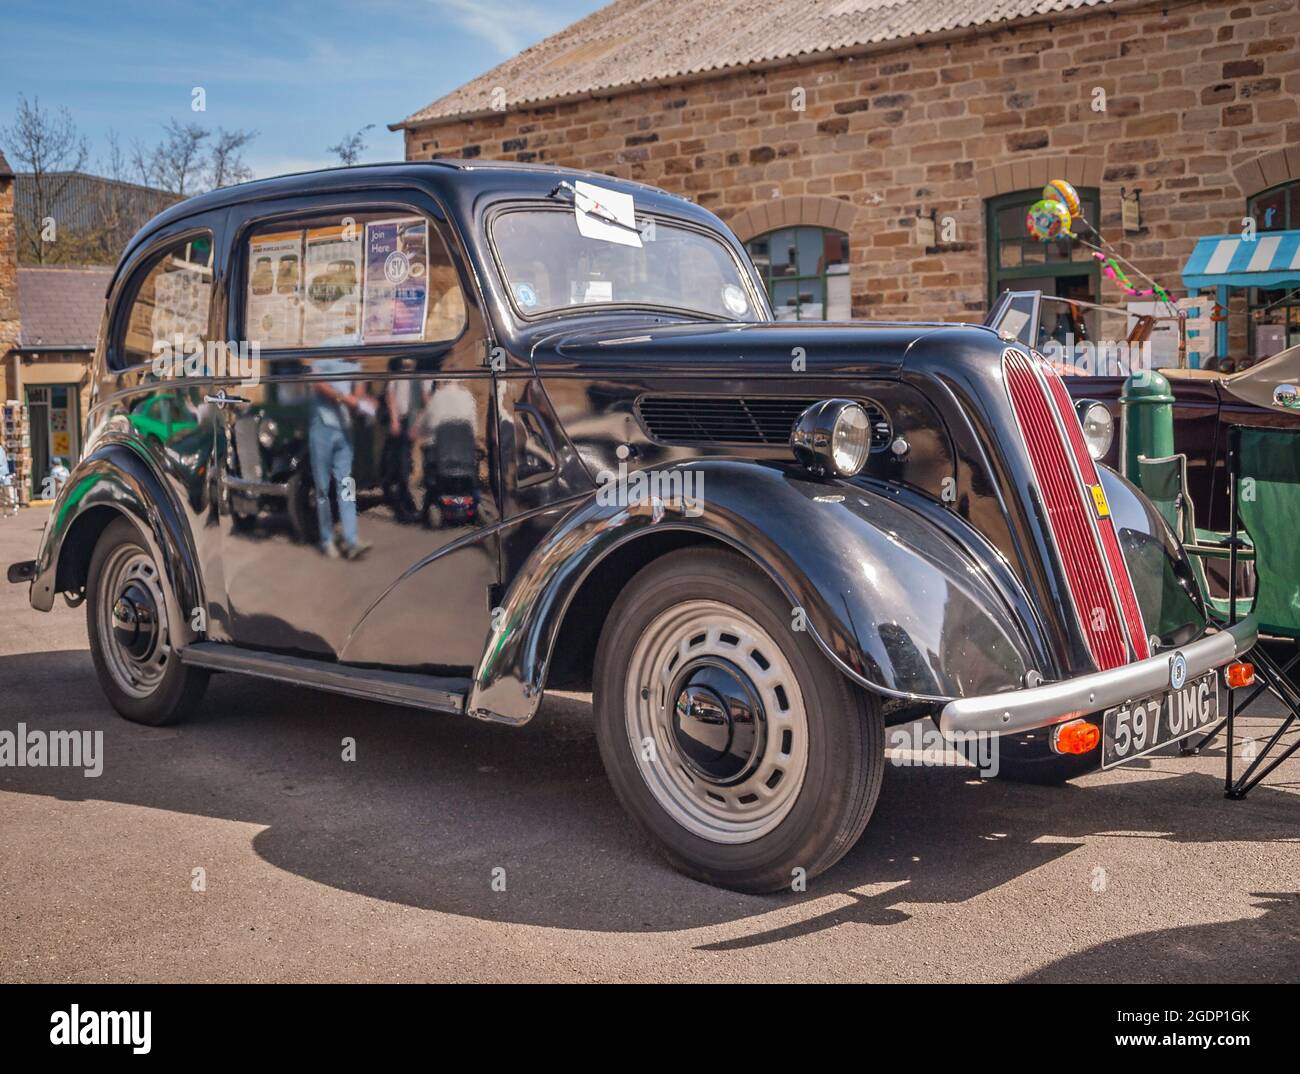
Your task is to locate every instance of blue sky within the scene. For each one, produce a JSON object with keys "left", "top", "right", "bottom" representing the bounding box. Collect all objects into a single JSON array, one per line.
[{"left": 0, "top": 0, "right": 605, "bottom": 180}]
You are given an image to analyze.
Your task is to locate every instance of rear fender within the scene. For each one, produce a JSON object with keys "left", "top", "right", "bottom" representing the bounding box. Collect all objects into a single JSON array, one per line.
[{"left": 30, "top": 441, "right": 204, "bottom": 647}]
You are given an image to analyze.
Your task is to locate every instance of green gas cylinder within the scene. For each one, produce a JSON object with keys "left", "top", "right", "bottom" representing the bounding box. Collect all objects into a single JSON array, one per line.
[{"left": 1119, "top": 369, "right": 1175, "bottom": 483}]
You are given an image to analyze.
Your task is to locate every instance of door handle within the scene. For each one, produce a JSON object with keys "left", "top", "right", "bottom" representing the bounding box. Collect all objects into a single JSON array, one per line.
[{"left": 205, "top": 390, "right": 251, "bottom": 409}]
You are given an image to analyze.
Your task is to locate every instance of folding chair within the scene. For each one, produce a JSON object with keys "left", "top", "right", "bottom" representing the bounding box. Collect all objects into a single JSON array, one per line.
[
  {"left": 1136, "top": 453, "right": 1253, "bottom": 622},
  {"left": 1215, "top": 426, "right": 1300, "bottom": 798}
]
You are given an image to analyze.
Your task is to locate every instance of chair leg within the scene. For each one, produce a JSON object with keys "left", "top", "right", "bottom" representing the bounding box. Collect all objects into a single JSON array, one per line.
[
  {"left": 1185, "top": 717, "right": 1222, "bottom": 754},
  {"left": 1186, "top": 672, "right": 1273, "bottom": 753},
  {"left": 1228, "top": 706, "right": 1298, "bottom": 798},
  {"left": 1226, "top": 648, "right": 1300, "bottom": 799},
  {"left": 1224, "top": 674, "right": 1238, "bottom": 797}
]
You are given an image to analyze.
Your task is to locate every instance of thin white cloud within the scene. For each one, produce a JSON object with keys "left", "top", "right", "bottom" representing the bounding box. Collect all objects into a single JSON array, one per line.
[{"left": 434, "top": 0, "right": 566, "bottom": 57}]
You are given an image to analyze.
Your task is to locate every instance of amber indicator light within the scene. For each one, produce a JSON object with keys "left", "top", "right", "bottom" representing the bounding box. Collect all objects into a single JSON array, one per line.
[
  {"left": 1053, "top": 718, "right": 1101, "bottom": 755},
  {"left": 1225, "top": 662, "right": 1255, "bottom": 689}
]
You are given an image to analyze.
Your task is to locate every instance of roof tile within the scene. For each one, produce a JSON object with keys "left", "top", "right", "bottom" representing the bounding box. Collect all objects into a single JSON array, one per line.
[
  {"left": 17, "top": 267, "right": 112, "bottom": 349},
  {"left": 395, "top": 0, "right": 1117, "bottom": 128}
]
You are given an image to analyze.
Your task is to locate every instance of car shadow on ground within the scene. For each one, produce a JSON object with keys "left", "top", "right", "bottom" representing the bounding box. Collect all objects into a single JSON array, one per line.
[
  {"left": 1017, "top": 891, "right": 1300, "bottom": 982},
  {"left": 1, "top": 648, "right": 1297, "bottom": 970}
]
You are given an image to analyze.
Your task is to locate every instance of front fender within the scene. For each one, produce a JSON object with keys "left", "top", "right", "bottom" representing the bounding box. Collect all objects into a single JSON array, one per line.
[
  {"left": 29, "top": 441, "right": 205, "bottom": 648},
  {"left": 469, "top": 459, "right": 1036, "bottom": 724},
  {"left": 1097, "top": 465, "right": 1208, "bottom": 647}
]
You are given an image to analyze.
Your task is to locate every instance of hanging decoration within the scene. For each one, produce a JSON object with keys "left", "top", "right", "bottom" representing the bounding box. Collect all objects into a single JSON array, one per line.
[
  {"left": 1042, "top": 178, "right": 1082, "bottom": 221},
  {"left": 1092, "top": 252, "right": 1172, "bottom": 303},
  {"left": 1026, "top": 197, "right": 1072, "bottom": 241},
  {"left": 1027, "top": 177, "right": 1180, "bottom": 313}
]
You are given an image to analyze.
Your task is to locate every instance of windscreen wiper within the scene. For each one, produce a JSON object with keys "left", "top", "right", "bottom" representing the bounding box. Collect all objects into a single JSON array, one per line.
[{"left": 548, "top": 180, "right": 642, "bottom": 236}]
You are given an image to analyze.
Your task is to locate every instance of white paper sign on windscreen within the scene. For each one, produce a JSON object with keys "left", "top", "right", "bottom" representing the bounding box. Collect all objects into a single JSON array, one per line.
[{"left": 573, "top": 181, "right": 642, "bottom": 249}]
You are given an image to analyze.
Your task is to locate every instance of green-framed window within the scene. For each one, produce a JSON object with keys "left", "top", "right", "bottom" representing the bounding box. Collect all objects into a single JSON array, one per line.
[
  {"left": 986, "top": 188, "right": 1101, "bottom": 307},
  {"left": 745, "top": 226, "right": 850, "bottom": 320}
]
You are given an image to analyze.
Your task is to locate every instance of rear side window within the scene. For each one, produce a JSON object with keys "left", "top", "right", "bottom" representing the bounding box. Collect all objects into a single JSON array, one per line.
[
  {"left": 118, "top": 233, "right": 213, "bottom": 369},
  {"left": 242, "top": 211, "right": 466, "bottom": 350}
]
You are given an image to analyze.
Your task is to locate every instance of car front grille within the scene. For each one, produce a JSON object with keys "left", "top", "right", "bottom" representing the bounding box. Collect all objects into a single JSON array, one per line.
[
  {"left": 637, "top": 395, "right": 891, "bottom": 450},
  {"left": 1003, "top": 347, "right": 1149, "bottom": 670}
]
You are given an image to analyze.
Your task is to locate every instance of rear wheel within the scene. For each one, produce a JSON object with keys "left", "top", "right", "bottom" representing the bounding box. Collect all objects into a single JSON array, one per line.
[
  {"left": 594, "top": 548, "right": 883, "bottom": 893},
  {"left": 86, "top": 517, "right": 208, "bottom": 726}
]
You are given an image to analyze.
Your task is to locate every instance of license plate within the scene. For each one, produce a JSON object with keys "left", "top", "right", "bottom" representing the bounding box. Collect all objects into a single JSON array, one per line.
[{"left": 1101, "top": 671, "right": 1219, "bottom": 769}]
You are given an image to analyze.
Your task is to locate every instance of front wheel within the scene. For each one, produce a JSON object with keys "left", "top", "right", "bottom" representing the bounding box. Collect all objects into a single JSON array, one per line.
[
  {"left": 594, "top": 548, "right": 883, "bottom": 893},
  {"left": 86, "top": 517, "right": 208, "bottom": 725}
]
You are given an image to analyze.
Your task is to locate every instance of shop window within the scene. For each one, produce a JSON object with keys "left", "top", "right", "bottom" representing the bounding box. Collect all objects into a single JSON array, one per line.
[
  {"left": 744, "top": 227, "right": 850, "bottom": 321},
  {"left": 1243, "top": 180, "right": 1300, "bottom": 361},
  {"left": 118, "top": 232, "right": 213, "bottom": 369},
  {"left": 1247, "top": 179, "right": 1300, "bottom": 234},
  {"left": 241, "top": 212, "right": 466, "bottom": 350},
  {"left": 1243, "top": 181, "right": 1300, "bottom": 361},
  {"left": 986, "top": 189, "right": 1100, "bottom": 307}
]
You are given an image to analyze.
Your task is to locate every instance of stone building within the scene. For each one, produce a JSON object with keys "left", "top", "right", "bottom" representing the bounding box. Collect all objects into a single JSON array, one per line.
[
  {"left": 0, "top": 149, "right": 110, "bottom": 494},
  {"left": 392, "top": 0, "right": 1300, "bottom": 362}
]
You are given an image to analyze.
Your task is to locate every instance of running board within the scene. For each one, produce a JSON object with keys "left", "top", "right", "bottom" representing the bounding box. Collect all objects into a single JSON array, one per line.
[{"left": 181, "top": 642, "right": 468, "bottom": 714}]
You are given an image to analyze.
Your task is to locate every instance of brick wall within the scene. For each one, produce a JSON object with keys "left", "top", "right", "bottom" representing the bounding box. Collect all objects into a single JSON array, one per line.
[
  {"left": 403, "top": 0, "right": 1300, "bottom": 324},
  {"left": 0, "top": 159, "right": 19, "bottom": 402}
]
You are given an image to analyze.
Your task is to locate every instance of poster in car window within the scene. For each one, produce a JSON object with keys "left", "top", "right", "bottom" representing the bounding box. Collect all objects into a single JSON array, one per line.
[
  {"left": 362, "top": 217, "right": 428, "bottom": 343},
  {"left": 303, "top": 224, "right": 362, "bottom": 346},
  {"left": 246, "top": 230, "right": 303, "bottom": 348}
]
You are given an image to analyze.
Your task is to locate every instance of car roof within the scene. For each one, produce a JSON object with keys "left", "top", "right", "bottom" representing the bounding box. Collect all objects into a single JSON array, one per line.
[{"left": 118, "top": 160, "right": 709, "bottom": 274}]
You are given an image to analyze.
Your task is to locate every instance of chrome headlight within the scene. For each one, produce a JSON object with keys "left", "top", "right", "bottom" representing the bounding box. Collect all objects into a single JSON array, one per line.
[
  {"left": 791, "top": 399, "right": 871, "bottom": 477},
  {"left": 257, "top": 418, "right": 279, "bottom": 450},
  {"left": 1075, "top": 400, "right": 1113, "bottom": 461}
]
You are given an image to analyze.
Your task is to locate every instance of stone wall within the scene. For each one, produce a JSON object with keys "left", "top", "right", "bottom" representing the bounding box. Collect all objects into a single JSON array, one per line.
[{"left": 403, "top": 0, "right": 1300, "bottom": 324}]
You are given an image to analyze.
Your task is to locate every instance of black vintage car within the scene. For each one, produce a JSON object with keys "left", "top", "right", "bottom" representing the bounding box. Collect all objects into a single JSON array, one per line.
[{"left": 8, "top": 162, "right": 1256, "bottom": 893}]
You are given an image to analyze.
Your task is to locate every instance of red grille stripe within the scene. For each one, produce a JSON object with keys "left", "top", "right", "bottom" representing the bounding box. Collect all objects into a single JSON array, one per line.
[
  {"left": 1042, "top": 370, "right": 1150, "bottom": 660},
  {"left": 1004, "top": 349, "right": 1129, "bottom": 670}
]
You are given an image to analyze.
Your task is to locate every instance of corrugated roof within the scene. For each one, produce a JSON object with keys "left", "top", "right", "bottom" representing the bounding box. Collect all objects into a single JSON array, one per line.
[
  {"left": 395, "top": 0, "right": 1119, "bottom": 129},
  {"left": 14, "top": 172, "right": 180, "bottom": 233},
  {"left": 17, "top": 266, "right": 112, "bottom": 349}
]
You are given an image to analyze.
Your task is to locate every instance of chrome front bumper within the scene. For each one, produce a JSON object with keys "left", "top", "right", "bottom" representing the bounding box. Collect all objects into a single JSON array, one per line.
[{"left": 939, "top": 616, "right": 1257, "bottom": 737}]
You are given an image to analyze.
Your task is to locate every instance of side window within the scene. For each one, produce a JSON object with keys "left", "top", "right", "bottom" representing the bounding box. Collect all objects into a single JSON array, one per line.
[
  {"left": 242, "top": 211, "right": 466, "bottom": 350},
  {"left": 119, "top": 233, "right": 213, "bottom": 369}
]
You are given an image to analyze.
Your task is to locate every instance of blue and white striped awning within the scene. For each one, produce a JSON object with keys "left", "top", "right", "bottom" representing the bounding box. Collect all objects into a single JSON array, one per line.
[{"left": 1182, "top": 230, "right": 1300, "bottom": 290}]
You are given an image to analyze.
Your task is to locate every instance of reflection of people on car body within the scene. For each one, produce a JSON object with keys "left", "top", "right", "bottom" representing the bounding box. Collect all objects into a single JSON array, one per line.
[
  {"left": 309, "top": 354, "right": 374, "bottom": 560},
  {"left": 382, "top": 359, "right": 421, "bottom": 523},
  {"left": 416, "top": 381, "right": 478, "bottom": 529}
]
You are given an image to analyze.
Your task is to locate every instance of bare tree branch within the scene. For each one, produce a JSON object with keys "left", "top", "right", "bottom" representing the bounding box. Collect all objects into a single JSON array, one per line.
[
  {"left": 154, "top": 119, "right": 210, "bottom": 195},
  {"left": 0, "top": 94, "right": 89, "bottom": 263},
  {"left": 327, "top": 124, "right": 375, "bottom": 167},
  {"left": 208, "top": 127, "right": 258, "bottom": 188}
]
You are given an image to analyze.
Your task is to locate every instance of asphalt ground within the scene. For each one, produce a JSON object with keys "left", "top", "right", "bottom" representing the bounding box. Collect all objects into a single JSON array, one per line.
[{"left": 1, "top": 507, "right": 1297, "bottom": 982}]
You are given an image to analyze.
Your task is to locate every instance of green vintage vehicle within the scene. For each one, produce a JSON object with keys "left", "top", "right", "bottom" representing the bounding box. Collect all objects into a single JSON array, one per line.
[{"left": 128, "top": 393, "right": 199, "bottom": 447}]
